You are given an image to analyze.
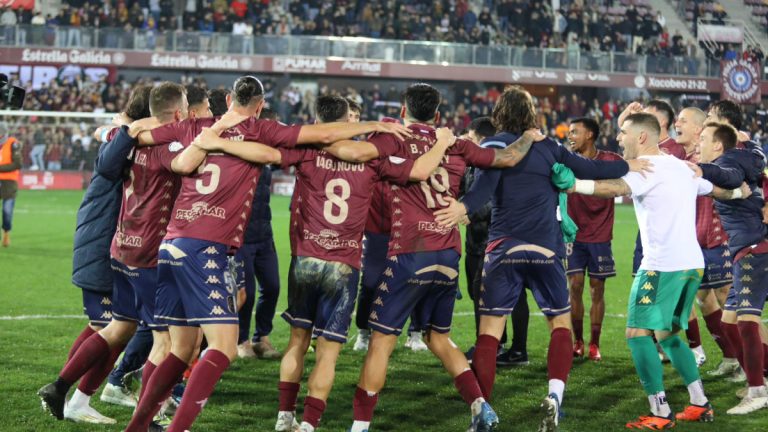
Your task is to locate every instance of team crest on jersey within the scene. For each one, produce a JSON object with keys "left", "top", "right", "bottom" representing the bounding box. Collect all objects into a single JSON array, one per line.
[
  {"left": 740, "top": 287, "right": 752, "bottom": 294},
  {"left": 210, "top": 306, "right": 226, "bottom": 315},
  {"left": 168, "top": 141, "right": 184, "bottom": 152},
  {"left": 100, "top": 311, "right": 112, "bottom": 319},
  {"left": 206, "top": 275, "right": 221, "bottom": 284},
  {"left": 208, "top": 290, "right": 224, "bottom": 300},
  {"left": 176, "top": 201, "right": 227, "bottom": 222},
  {"left": 101, "top": 297, "right": 112, "bottom": 305},
  {"left": 204, "top": 246, "right": 219, "bottom": 255},
  {"left": 203, "top": 260, "right": 220, "bottom": 270}
]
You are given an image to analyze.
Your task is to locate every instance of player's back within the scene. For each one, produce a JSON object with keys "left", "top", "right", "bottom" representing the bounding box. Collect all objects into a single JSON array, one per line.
[
  {"left": 371, "top": 124, "right": 494, "bottom": 255},
  {"left": 151, "top": 117, "right": 300, "bottom": 249},
  {"left": 285, "top": 148, "right": 380, "bottom": 269},
  {"left": 488, "top": 136, "right": 568, "bottom": 256},
  {"left": 627, "top": 155, "right": 704, "bottom": 271}
]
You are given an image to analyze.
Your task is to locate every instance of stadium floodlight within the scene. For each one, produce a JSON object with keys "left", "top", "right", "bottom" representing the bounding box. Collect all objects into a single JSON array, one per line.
[{"left": 0, "top": 74, "right": 25, "bottom": 110}]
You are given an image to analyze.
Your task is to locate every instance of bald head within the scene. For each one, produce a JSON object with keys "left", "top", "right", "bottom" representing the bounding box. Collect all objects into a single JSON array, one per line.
[{"left": 674, "top": 107, "right": 706, "bottom": 152}]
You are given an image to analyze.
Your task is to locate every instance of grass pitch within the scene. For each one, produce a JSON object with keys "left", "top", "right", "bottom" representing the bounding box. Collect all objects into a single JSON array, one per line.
[{"left": 1, "top": 190, "right": 767, "bottom": 431}]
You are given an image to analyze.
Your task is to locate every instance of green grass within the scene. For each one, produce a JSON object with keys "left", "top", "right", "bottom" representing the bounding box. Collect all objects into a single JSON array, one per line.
[{"left": 1, "top": 190, "right": 767, "bottom": 431}]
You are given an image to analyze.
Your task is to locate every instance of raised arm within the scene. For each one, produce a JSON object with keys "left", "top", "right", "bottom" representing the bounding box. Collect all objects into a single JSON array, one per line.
[
  {"left": 298, "top": 121, "right": 411, "bottom": 145},
  {"left": 489, "top": 129, "right": 545, "bottom": 168},
  {"left": 408, "top": 127, "right": 456, "bottom": 181},
  {"left": 192, "top": 127, "right": 281, "bottom": 165},
  {"left": 571, "top": 178, "right": 632, "bottom": 199}
]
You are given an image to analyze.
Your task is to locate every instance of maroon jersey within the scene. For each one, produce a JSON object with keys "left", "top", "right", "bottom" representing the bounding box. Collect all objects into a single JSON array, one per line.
[
  {"left": 110, "top": 143, "right": 180, "bottom": 268},
  {"left": 659, "top": 137, "right": 686, "bottom": 160},
  {"left": 282, "top": 148, "right": 412, "bottom": 269},
  {"left": 370, "top": 124, "right": 496, "bottom": 256},
  {"left": 150, "top": 117, "right": 301, "bottom": 248},
  {"left": 567, "top": 150, "right": 622, "bottom": 243},
  {"left": 365, "top": 180, "right": 393, "bottom": 234},
  {"left": 685, "top": 152, "right": 729, "bottom": 248}
]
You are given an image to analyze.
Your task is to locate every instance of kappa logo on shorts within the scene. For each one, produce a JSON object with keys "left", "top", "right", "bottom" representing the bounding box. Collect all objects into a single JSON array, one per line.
[
  {"left": 374, "top": 297, "right": 384, "bottom": 306},
  {"left": 378, "top": 282, "right": 389, "bottom": 292},
  {"left": 208, "top": 290, "right": 224, "bottom": 300},
  {"left": 480, "top": 284, "right": 485, "bottom": 292},
  {"left": 370, "top": 311, "right": 379, "bottom": 320},
  {"left": 739, "top": 299, "right": 752, "bottom": 307},
  {"left": 741, "top": 275, "right": 752, "bottom": 282},
  {"left": 203, "top": 260, "right": 220, "bottom": 270},
  {"left": 725, "top": 261, "right": 734, "bottom": 268},
  {"left": 740, "top": 287, "right": 752, "bottom": 294},
  {"left": 210, "top": 306, "right": 226, "bottom": 315},
  {"left": 100, "top": 311, "right": 112, "bottom": 319},
  {"left": 383, "top": 268, "right": 393, "bottom": 277},
  {"left": 388, "top": 256, "right": 398, "bottom": 262},
  {"left": 723, "top": 249, "right": 731, "bottom": 257},
  {"left": 101, "top": 297, "right": 112, "bottom": 305},
  {"left": 641, "top": 282, "right": 654, "bottom": 291},
  {"left": 639, "top": 296, "right": 653, "bottom": 305},
  {"left": 725, "top": 272, "right": 733, "bottom": 278},
  {"left": 206, "top": 275, "right": 221, "bottom": 284},
  {"left": 479, "top": 299, "right": 485, "bottom": 306},
  {"left": 204, "top": 246, "right": 219, "bottom": 255}
]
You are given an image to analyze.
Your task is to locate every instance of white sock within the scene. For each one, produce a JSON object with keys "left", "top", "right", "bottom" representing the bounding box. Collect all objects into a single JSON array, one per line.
[
  {"left": 68, "top": 389, "right": 91, "bottom": 409},
  {"left": 692, "top": 345, "right": 705, "bottom": 357},
  {"left": 470, "top": 397, "right": 487, "bottom": 416},
  {"left": 299, "top": 421, "right": 315, "bottom": 432},
  {"left": 747, "top": 385, "right": 768, "bottom": 398},
  {"left": 687, "top": 379, "right": 708, "bottom": 406},
  {"left": 648, "top": 391, "right": 671, "bottom": 417},
  {"left": 350, "top": 420, "right": 370, "bottom": 432},
  {"left": 548, "top": 379, "right": 565, "bottom": 404}
]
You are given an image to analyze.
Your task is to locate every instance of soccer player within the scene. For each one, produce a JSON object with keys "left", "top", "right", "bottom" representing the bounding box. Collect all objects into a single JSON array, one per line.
[
  {"left": 347, "top": 97, "right": 362, "bottom": 122},
  {"left": 37, "top": 84, "right": 169, "bottom": 423},
  {"left": 570, "top": 112, "right": 746, "bottom": 427},
  {"left": 435, "top": 86, "right": 643, "bottom": 432},
  {"left": 694, "top": 111, "right": 768, "bottom": 414},
  {"left": 236, "top": 107, "right": 282, "bottom": 360},
  {"left": 185, "top": 84, "right": 213, "bottom": 119},
  {"left": 460, "top": 117, "right": 531, "bottom": 367},
  {"left": 0, "top": 123, "right": 21, "bottom": 247},
  {"left": 124, "top": 76, "right": 413, "bottom": 432},
  {"left": 676, "top": 106, "right": 739, "bottom": 375},
  {"left": 325, "top": 83, "right": 549, "bottom": 432},
  {"left": 208, "top": 88, "right": 230, "bottom": 118},
  {"left": 565, "top": 117, "right": 623, "bottom": 361}
]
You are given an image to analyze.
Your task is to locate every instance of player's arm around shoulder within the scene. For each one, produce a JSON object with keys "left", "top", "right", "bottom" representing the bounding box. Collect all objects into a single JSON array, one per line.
[
  {"left": 489, "top": 128, "right": 545, "bottom": 168},
  {"left": 571, "top": 178, "right": 633, "bottom": 198},
  {"left": 408, "top": 127, "right": 456, "bottom": 181}
]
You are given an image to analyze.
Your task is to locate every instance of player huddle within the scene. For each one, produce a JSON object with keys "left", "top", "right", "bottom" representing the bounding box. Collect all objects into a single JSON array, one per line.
[{"left": 35, "top": 76, "right": 768, "bottom": 432}]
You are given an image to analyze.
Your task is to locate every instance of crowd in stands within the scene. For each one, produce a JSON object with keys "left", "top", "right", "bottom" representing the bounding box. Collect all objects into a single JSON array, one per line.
[{"left": 5, "top": 71, "right": 768, "bottom": 172}]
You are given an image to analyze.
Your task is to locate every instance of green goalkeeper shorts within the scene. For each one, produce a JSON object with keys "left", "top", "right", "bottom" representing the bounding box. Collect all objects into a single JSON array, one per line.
[{"left": 626, "top": 269, "right": 703, "bottom": 332}]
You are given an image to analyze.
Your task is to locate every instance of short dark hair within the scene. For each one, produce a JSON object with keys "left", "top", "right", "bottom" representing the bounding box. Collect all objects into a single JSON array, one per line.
[
  {"left": 709, "top": 100, "right": 743, "bottom": 130},
  {"left": 402, "top": 83, "right": 441, "bottom": 122},
  {"left": 259, "top": 107, "right": 277, "bottom": 120},
  {"left": 124, "top": 84, "right": 152, "bottom": 120},
  {"left": 646, "top": 99, "right": 675, "bottom": 129},
  {"left": 208, "top": 88, "right": 229, "bottom": 116},
  {"left": 346, "top": 97, "right": 362, "bottom": 114},
  {"left": 491, "top": 85, "right": 537, "bottom": 135},
  {"left": 624, "top": 112, "right": 661, "bottom": 136},
  {"left": 185, "top": 85, "right": 208, "bottom": 107},
  {"left": 468, "top": 116, "right": 496, "bottom": 139},
  {"left": 704, "top": 121, "right": 738, "bottom": 151},
  {"left": 149, "top": 82, "right": 185, "bottom": 120},
  {"left": 570, "top": 117, "right": 600, "bottom": 141},
  {"left": 315, "top": 95, "right": 349, "bottom": 123},
  {"left": 231, "top": 76, "right": 264, "bottom": 107}
]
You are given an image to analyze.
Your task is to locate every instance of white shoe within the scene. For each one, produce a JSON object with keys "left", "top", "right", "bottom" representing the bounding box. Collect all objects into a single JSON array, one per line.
[
  {"left": 64, "top": 402, "right": 116, "bottom": 424},
  {"left": 353, "top": 330, "right": 371, "bottom": 351},
  {"left": 100, "top": 383, "right": 138, "bottom": 408},
  {"left": 727, "top": 389, "right": 768, "bottom": 415},
  {"left": 298, "top": 421, "right": 315, "bottom": 432},
  {"left": 238, "top": 341, "right": 257, "bottom": 359},
  {"left": 708, "top": 358, "right": 740, "bottom": 377},
  {"left": 737, "top": 379, "right": 768, "bottom": 398},
  {"left": 275, "top": 411, "right": 300, "bottom": 431},
  {"left": 692, "top": 345, "right": 706, "bottom": 367},
  {"left": 405, "top": 332, "right": 428, "bottom": 352},
  {"left": 726, "top": 368, "right": 747, "bottom": 383}
]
